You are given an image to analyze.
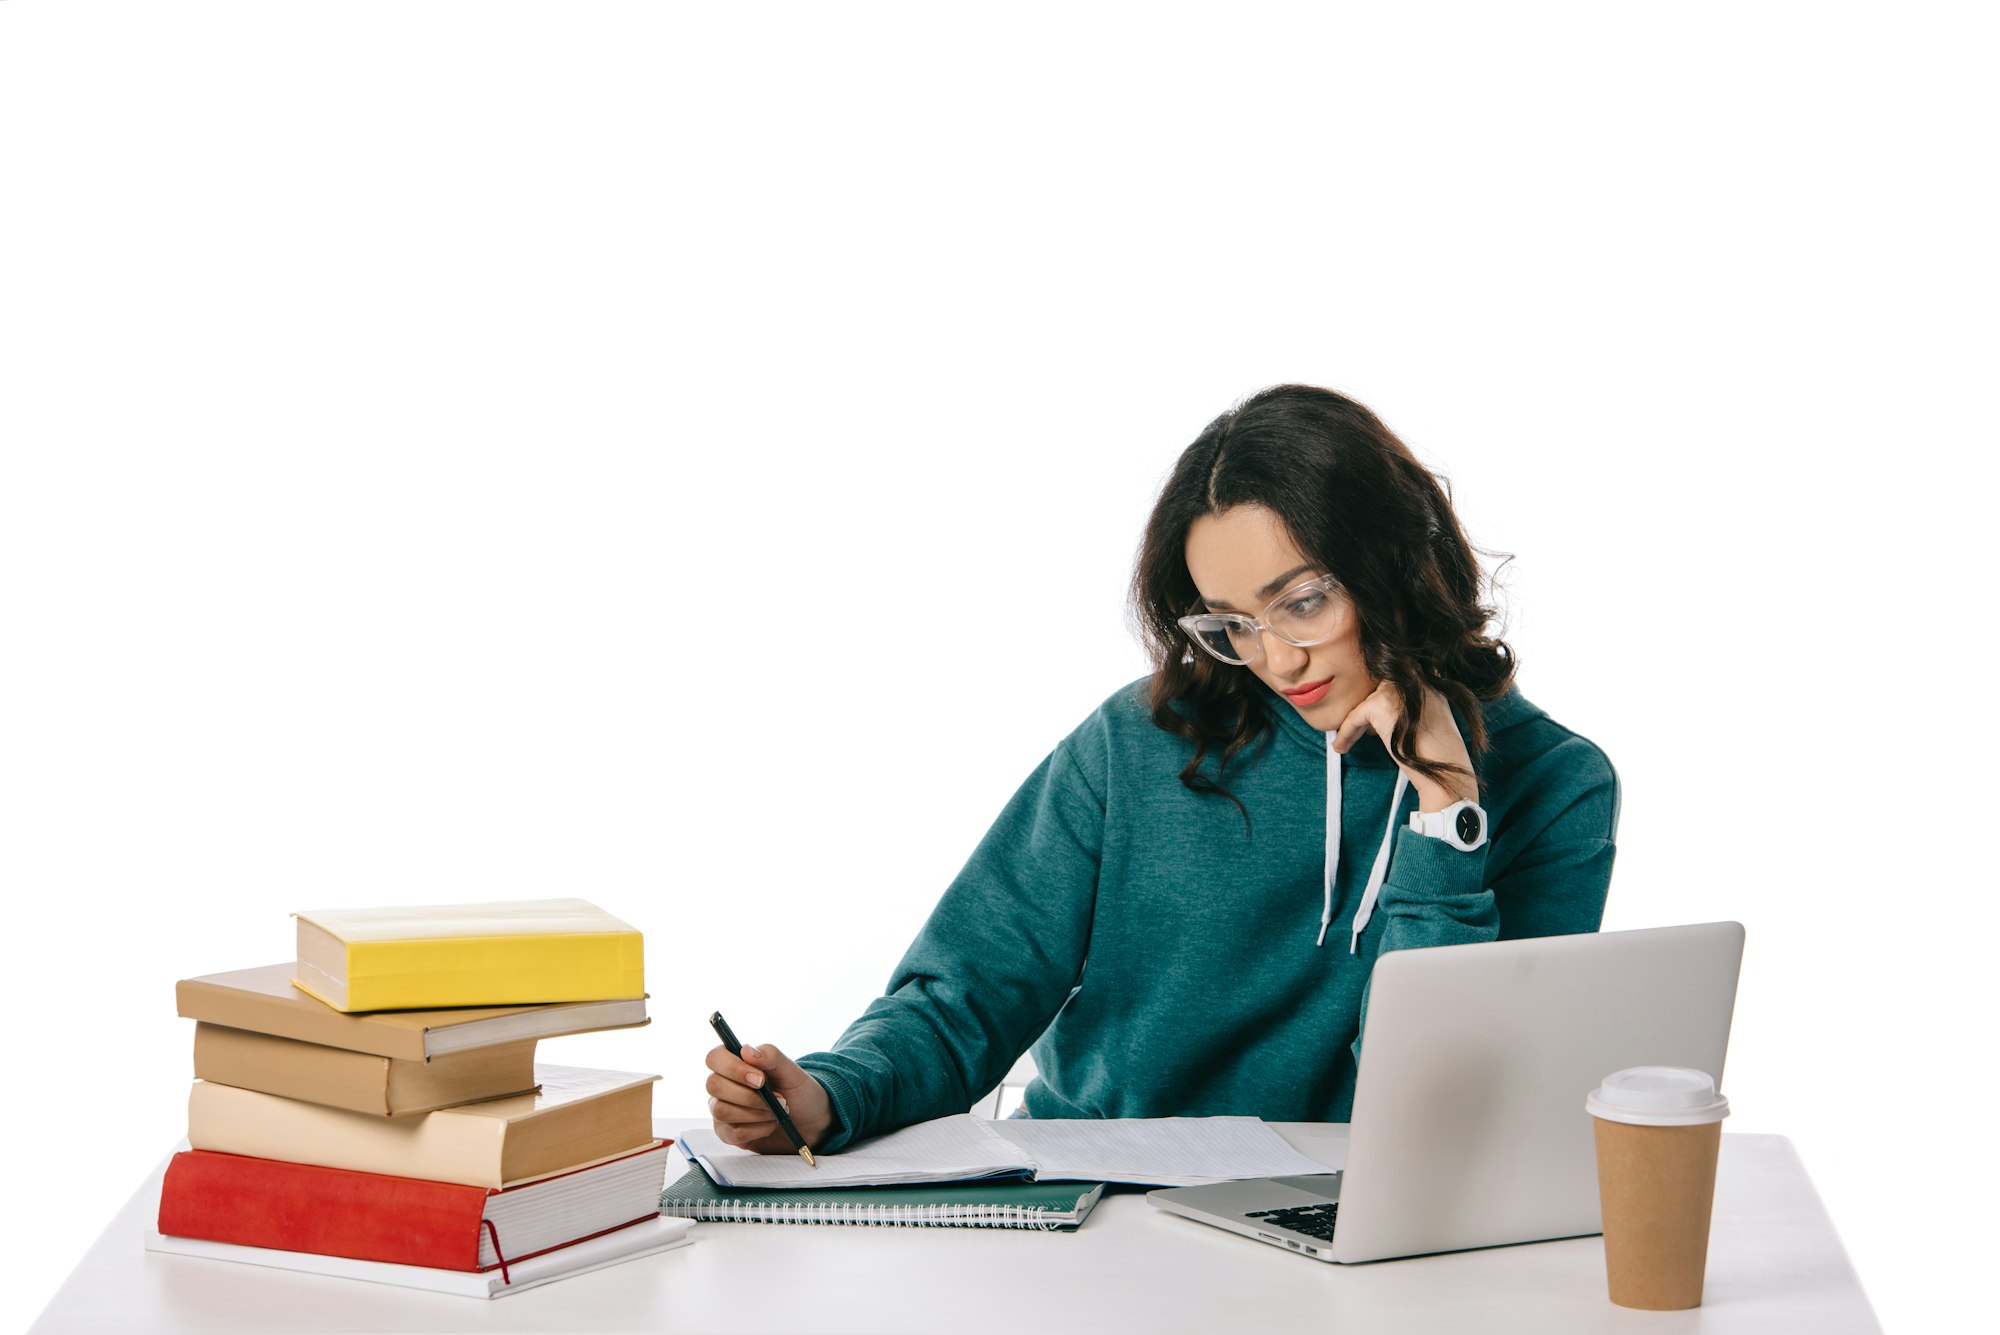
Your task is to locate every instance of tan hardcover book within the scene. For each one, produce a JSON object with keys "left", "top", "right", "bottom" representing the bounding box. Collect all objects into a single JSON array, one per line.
[
  {"left": 176, "top": 964, "right": 649, "bottom": 1060},
  {"left": 187, "top": 1065, "right": 660, "bottom": 1189},
  {"left": 192, "top": 1024, "right": 540, "bottom": 1117}
]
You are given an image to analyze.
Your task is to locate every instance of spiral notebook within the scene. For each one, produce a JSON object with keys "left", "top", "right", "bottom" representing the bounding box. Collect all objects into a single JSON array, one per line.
[{"left": 659, "top": 1162, "right": 1105, "bottom": 1231}]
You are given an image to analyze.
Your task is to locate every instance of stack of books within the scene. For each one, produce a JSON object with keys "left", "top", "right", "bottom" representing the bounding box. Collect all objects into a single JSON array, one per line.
[{"left": 146, "top": 898, "right": 693, "bottom": 1299}]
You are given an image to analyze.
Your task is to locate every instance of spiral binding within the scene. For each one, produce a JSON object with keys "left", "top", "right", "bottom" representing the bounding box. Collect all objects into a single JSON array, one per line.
[{"left": 658, "top": 1200, "right": 1067, "bottom": 1231}]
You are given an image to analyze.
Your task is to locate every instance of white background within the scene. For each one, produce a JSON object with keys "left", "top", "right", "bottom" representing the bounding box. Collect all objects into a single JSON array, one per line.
[{"left": 3, "top": 2, "right": 1993, "bottom": 1329}]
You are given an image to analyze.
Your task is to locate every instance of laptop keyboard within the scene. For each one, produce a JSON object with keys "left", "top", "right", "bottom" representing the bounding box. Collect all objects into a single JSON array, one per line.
[{"left": 1245, "top": 1203, "right": 1340, "bottom": 1241}]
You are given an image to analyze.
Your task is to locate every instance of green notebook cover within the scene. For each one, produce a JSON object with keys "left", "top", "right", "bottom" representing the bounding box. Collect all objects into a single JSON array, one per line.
[{"left": 659, "top": 1163, "right": 1105, "bottom": 1230}]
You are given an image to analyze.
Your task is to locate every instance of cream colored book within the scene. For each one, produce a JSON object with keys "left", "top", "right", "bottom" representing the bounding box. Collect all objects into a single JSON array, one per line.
[
  {"left": 145, "top": 1216, "right": 693, "bottom": 1300},
  {"left": 291, "top": 898, "right": 644, "bottom": 1012},
  {"left": 187, "top": 1064, "right": 659, "bottom": 1188}
]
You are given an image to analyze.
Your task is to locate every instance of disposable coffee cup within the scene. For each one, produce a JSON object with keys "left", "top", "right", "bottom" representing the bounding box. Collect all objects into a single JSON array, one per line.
[{"left": 1586, "top": 1067, "right": 1730, "bottom": 1310}]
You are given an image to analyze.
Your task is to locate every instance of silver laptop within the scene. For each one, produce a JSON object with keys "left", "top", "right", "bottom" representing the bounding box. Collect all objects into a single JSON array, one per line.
[{"left": 1148, "top": 921, "right": 1744, "bottom": 1263}]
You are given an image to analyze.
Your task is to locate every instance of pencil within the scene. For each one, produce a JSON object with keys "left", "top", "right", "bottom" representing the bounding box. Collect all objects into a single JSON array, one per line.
[{"left": 709, "top": 1010, "right": 817, "bottom": 1168}]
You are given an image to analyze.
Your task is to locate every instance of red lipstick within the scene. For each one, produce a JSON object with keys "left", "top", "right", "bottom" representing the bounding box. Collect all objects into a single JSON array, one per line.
[{"left": 1282, "top": 676, "right": 1334, "bottom": 707}]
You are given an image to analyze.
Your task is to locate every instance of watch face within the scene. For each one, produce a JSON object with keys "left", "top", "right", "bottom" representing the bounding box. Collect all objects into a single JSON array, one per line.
[{"left": 1455, "top": 806, "right": 1483, "bottom": 844}]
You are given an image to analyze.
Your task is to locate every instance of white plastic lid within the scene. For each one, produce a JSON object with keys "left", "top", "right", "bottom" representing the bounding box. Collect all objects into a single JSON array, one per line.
[{"left": 1585, "top": 1066, "right": 1731, "bottom": 1127}]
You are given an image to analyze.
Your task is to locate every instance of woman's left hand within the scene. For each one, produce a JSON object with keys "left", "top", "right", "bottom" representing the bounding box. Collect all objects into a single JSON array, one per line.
[{"left": 1331, "top": 680, "right": 1477, "bottom": 813}]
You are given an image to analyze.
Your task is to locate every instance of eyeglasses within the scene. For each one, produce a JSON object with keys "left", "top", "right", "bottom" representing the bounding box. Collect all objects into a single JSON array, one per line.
[{"left": 1177, "top": 574, "right": 1348, "bottom": 666}]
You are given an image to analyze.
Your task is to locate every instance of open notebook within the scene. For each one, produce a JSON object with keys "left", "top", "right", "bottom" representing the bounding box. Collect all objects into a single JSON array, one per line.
[{"left": 676, "top": 1113, "right": 1327, "bottom": 1190}]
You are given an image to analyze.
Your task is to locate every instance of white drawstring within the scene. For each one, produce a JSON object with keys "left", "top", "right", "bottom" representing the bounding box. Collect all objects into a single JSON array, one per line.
[
  {"left": 1350, "top": 771, "right": 1409, "bottom": 954},
  {"left": 1318, "top": 733, "right": 1342, "bottom": 946},
  {"left": 1318, "top": 733, "right": 1411, "bottom": 952}
]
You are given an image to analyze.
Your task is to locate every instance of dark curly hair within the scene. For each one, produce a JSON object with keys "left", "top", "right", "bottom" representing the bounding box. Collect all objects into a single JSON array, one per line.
[{"left": 1130, "top": 384, "right": 1515, "bottom": 813}]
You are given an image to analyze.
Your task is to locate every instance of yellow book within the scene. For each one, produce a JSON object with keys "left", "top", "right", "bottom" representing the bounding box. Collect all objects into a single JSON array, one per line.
[{"left": 292, "top": 898, "right": 645, "bottom": 1013}]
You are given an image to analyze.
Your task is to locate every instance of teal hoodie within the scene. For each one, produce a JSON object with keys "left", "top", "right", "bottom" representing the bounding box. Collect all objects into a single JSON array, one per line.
[{"left": 798, "top": 677, "right": 1618, "bottom": 1151}]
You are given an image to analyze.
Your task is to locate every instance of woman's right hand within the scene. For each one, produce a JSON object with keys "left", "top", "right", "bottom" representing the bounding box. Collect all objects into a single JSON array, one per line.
[{"left": 703, "top": 1039, "right": 835, "bottom": 1154}]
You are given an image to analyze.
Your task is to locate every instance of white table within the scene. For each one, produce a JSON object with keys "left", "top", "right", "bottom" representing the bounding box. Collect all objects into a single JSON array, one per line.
[{"left": 32, "top": 1119, "right": 1881, "bottom": 1334}]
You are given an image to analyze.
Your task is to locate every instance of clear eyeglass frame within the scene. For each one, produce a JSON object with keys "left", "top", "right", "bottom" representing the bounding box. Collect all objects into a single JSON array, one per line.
[{"left": 1176, "top": 573, "right": 1347, "bottom": 667}]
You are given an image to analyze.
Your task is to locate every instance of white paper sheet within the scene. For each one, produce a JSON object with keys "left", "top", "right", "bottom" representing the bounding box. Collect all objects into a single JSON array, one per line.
[
  {"left": 680, "top": 1113, "right": 1328, "bottom": 1189},
  {"left": 990, "top": 1116, "right": 1330, "bottom": 1186}
]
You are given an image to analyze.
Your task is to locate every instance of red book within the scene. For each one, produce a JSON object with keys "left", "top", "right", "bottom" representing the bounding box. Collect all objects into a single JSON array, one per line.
[{"left": 157, "top": 1141, "right": 670, "bottom": 1273}]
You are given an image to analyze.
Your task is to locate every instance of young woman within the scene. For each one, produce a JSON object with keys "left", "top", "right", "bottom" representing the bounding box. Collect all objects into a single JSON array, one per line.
[{"left": 704, "top": 384, "right": 1619, "bottom": 1154}]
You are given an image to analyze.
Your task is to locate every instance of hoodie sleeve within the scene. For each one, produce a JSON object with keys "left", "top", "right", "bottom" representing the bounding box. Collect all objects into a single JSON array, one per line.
[
  {"left": 1351, "top": 730, "right": 1621, "bottom": 1062},
  {"left": 796, "top": 737, "right": 1103, "bottom": 1152},
  {"left": 1375, "top": 728, "right": 1620, "bottom": 949}
]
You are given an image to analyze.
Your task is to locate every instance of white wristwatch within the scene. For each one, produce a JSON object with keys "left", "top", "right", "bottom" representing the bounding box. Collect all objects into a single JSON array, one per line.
[{"left": 1409, "top": 799, "right": 1489, "bottom": 852}]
